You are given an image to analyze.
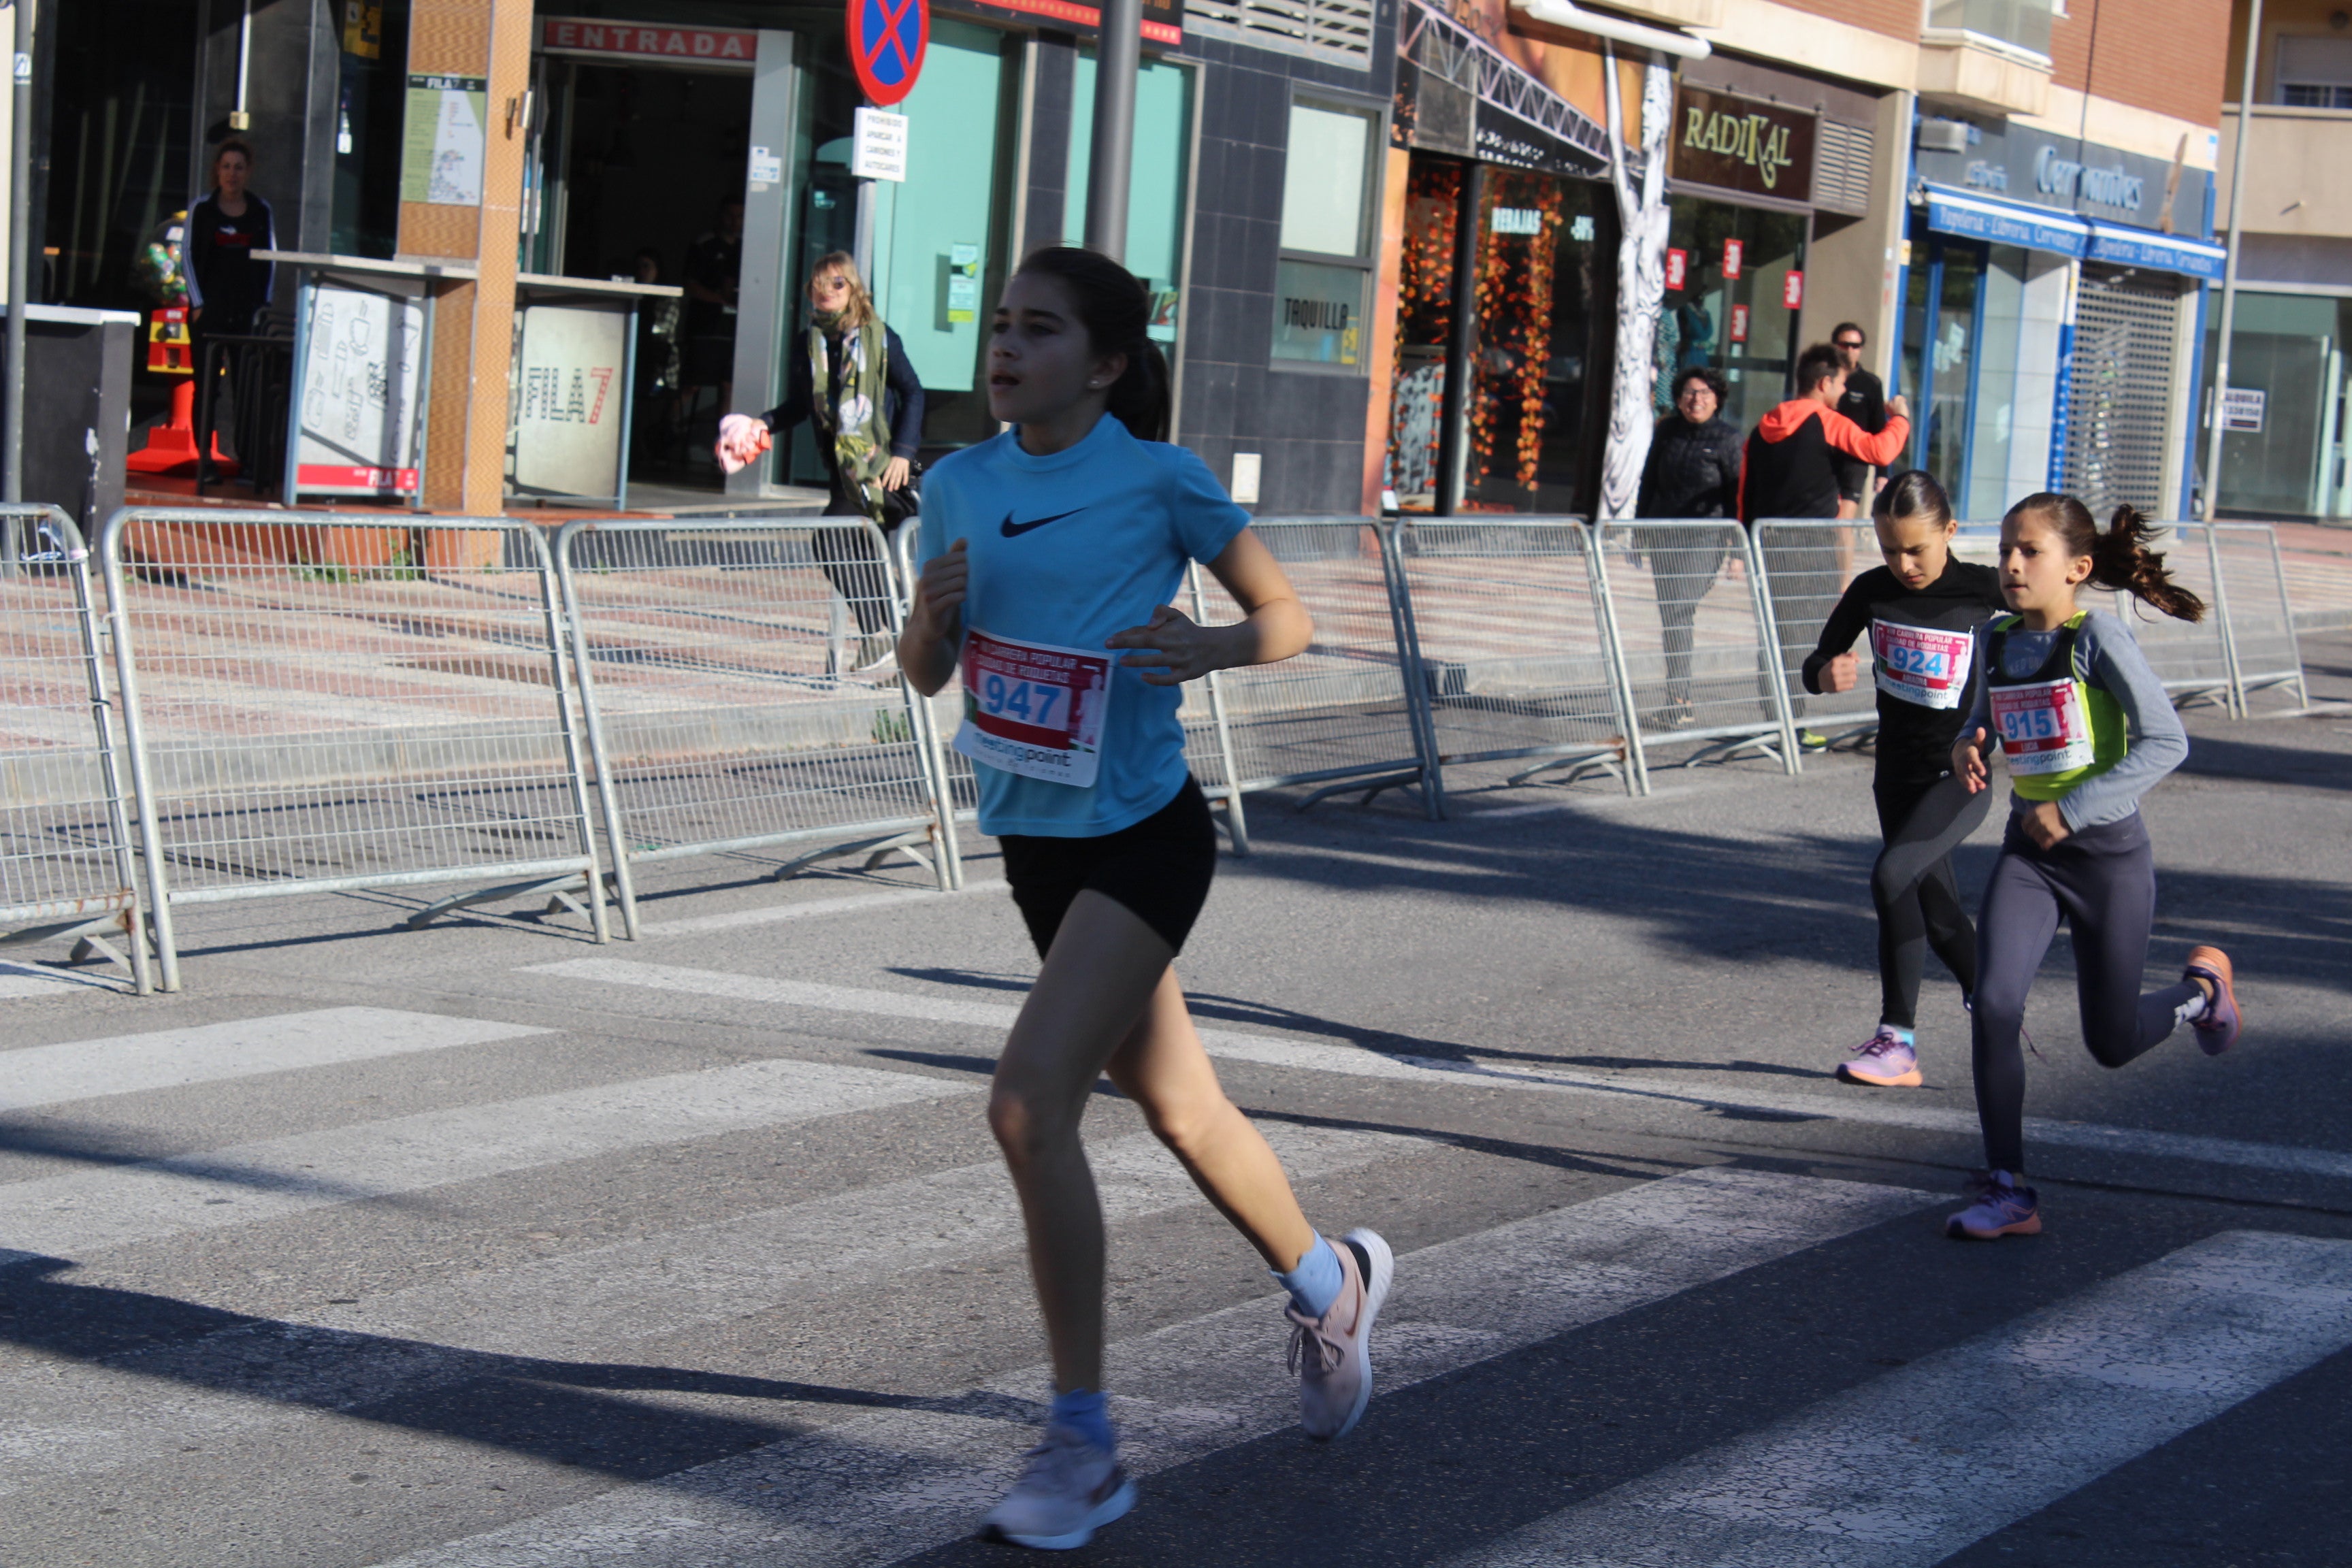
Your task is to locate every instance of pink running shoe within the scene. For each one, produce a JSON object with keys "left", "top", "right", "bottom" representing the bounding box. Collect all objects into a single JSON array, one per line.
[
  {"left": 1287, "top": 1228, "right": 1392, "bottom": 1441},
  {"left": 1946, "top": 1170, "right": 2041, "bottom": 1240},
  {"left": 2183, "top": 946, "right": 2241, "bottom": 1055},
  {"left": 1836, "top": 1028, "right": 1922, "bottom": 1088}
]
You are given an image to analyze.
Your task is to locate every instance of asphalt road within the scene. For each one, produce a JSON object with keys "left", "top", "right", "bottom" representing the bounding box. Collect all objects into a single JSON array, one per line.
[{"left": 3, "top": 634, "right": 2349, "bottom": 1568}]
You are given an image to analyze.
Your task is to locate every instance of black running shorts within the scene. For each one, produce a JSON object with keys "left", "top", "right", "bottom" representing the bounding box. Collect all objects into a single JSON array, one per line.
[{"left": 998, "top": 777, "right": 1216, "bottom": 959}]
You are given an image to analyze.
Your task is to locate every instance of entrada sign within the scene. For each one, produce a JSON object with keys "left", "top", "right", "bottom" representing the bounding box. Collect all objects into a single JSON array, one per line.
[{"left": 1670, "top": 86, "right": 1816, "bottom": 201}]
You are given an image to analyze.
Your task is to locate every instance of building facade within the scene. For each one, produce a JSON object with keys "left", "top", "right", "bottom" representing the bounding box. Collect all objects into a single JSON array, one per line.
[
  {"left": 1369, "top": 0, "right": 2232, "bottom": 521},
  {"left": 2208, "top": 0, "right": 2352, "bottom": 521}
]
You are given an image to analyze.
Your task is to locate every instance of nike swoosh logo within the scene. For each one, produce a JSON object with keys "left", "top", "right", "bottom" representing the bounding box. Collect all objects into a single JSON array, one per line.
[{"left": 1000, "top": 508, "right": 1084, "bottom": 538}]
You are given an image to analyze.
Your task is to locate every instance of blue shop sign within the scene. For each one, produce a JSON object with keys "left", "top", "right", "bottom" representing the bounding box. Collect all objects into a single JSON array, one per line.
[
  {"left": 1923, "top": 186, "right": 2087, "bottom": 257},
  {"left": 2085, "top": 222, "right": 2226, "bottom": 280}
]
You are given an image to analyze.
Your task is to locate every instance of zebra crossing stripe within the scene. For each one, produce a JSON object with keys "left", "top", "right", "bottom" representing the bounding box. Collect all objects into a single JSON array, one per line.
[
  {"left": 359, "top": 1168, "right": 1933, "bottom": 1568},
  {"left": 0, "top": 961, "right": 120, "bottom": 998},
  {"left": 1447, "top": 1229, "right": 2352, "bottom": 1568},
  {"left": 0, "top": 1124, "right": 1409, "bottom": 1494},
  {"left": 525, "top": 958, "right": 2352, "bottom": 1183},
  {"left": 0, "top": 1056, "right": 975, "bottom": 1260},
  {"left": 0, "top": 1008, "right": 549, "bottom": 1114}
]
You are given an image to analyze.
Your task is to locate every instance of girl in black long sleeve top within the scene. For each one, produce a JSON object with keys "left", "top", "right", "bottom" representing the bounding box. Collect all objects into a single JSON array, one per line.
[{"left": 1799, "top": 471, "right": 2009, "bottom": 1089}]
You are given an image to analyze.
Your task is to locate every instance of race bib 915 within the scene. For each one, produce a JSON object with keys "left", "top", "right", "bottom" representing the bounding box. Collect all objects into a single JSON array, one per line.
[
  {"left": 1871, "top": 620, "right": 1974, "bottom": 709},
  {"left": 1989, "top": 678, "right": 2095, "bottom": 774},
  {"left": 953, "top": 627, "right": 1112, "bottom": 788}
]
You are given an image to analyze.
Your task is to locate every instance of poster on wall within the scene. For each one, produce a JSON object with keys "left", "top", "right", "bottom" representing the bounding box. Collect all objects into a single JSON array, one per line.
[
  {"left": 292, "top": 280, "right": 426, "bottom": 496},
  {"left": 401, "top": 74, "right": 489, "bottom": 206},
  {"left": 510, "top": 301, "right": 630, "bottom": 502}
]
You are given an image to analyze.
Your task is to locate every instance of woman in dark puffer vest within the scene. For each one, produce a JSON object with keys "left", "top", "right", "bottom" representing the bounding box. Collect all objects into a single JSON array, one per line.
[{"left": 1634, "top": 366, "right": 1746, "bottom": 723}]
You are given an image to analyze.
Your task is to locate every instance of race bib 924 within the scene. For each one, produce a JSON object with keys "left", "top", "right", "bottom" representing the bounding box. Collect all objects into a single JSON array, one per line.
[
  {"left": 1989, "top": 678, "right": 2095, "bottom": 775},
  {"left": 1870, "top": 620, "right": 1974, "bottom": 709},
  {"left": 953, "top": 627, "right": 1112, "bottom": 788}
]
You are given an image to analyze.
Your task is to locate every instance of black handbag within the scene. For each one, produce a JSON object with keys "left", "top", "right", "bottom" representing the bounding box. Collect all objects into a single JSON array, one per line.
[{"left": 879, "top": 459, "right": 923, "bottom": 530}]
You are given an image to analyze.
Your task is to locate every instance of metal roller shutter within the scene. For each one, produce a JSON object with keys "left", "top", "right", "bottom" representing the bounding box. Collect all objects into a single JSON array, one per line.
[{"left": 2062, "top": 266, "right": 2183, "bottom": 515}]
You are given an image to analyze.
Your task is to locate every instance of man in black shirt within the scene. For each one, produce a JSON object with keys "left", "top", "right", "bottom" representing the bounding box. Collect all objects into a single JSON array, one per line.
[{"left": 1830, "top": 321, "right": 1889, "bottom": 519}]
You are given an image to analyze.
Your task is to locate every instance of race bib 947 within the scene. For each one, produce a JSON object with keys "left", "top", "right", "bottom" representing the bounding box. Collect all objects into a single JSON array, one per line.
[
  {"left": 1989, "top": 678, "right": 2095, "bottom": 774},
  {"left": 1870, "top": 620, "right": 1974, "bottom": 709},
  {"left": 953, "top": 627, "right": 1112, "bottom": 788}
]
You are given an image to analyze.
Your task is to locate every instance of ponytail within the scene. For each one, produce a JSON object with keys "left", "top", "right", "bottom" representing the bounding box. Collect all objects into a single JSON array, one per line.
[
  {"left": 2002, "top": 492, "right": 2206, "bottom": 623},
  {"left": 1012, "top": 246, "right": 1171, "bottom": 442}
]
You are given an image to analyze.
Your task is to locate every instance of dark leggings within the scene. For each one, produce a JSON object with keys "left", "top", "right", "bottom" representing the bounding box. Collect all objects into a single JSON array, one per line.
[
  {"left": 1870, "top": 772, "right": 1990, "bottom": 1030},
  {"left": 1970, "top": 813, "right": 2206, "bottom": 1173}
]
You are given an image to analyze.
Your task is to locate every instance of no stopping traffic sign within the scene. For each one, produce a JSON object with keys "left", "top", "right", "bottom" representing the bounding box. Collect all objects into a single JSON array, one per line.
[{"left": 847, "top": 0, "right": 928, "bottom": 107}]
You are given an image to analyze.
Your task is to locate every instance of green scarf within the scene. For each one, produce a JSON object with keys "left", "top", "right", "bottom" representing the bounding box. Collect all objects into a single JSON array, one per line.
[{"left": 808, "top": 316, "right": 892, "bottom": 523}]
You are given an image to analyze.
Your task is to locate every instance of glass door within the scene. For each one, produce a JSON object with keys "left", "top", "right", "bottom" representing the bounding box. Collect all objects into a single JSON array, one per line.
[{"left": 1900, "top": 239, "right": 1984, "bottom": 510}]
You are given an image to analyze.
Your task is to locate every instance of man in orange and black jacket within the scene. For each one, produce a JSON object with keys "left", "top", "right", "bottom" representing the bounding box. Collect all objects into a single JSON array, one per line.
[{"left": 1741, "top": 342, "right": 1912, "bottom": 730}]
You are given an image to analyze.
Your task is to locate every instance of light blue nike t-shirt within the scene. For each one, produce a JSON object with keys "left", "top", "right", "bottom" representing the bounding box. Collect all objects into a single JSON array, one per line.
[{"left": 917, "top": 412, "right": 1250, "bottom": 838}]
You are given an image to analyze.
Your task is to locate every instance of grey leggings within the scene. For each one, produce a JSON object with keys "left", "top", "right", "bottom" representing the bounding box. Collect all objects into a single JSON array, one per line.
[{"left": 1970, "top": 811, "right": 2206, "bottom": 1173}]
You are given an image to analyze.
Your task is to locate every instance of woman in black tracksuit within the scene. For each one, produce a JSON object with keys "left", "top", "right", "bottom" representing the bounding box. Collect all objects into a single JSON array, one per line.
[
  {"left": 1800, "top": 470, "right": 2008, "bottom": 1087},
  {"left": 1635, "top": 365, "right": 1746, "bottom": 725}
]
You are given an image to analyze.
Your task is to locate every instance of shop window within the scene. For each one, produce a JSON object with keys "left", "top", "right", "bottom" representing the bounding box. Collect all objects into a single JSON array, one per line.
[
  {"left": 1663, "top": 199, "right": 1807, "bottom": 437},
  {"left": 1271, "top": 97, "right": 1380, "bottom": 374},
  {"left": 869, "top": 18, "right": 1020, "bottom": 447},
  {"left": 1382, "top": 159, "right": 1606, "bottom": 512},
  {"left": 333, "top": 0, "right": 412, "bottom": 259},
  {"left": 2205, "top": 292, "right": 2352, "bottom": 520},
  {"left": 1067, "top": 54, "right": 1196, "bottom": 350},
  {"left": 1466, "top": 171, "right": 1604, "bottom": 510}
]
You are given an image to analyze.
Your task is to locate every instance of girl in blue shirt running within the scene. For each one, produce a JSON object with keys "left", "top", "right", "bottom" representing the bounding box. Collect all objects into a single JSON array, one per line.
[{"left": 899, "top": 246, "right": 1392, "bottom": 1550}]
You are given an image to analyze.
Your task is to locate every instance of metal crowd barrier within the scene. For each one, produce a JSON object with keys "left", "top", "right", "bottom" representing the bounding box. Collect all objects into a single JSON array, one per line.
[
  {"left": 553, "top": 517, "right": 957, "bottom": 939},
  {"left": 0, "top": 505, "right": 152, "bottom": 991},
  {"left": 2206, "top": 522, "right": 2309, "bottom": 710},
  {"left": 2089, "top": 522, "right": 2235, "bottom": 710},
  {"left": 1186, "top": 519, "right": 1439, "bottom": 817},
  {"left": 99, "top": 508, "right": 609, "bottom": 990},
  {"left": 1392, "top": 517, "right": 1639, "bottom": 795},
  {"left": 1603, "top": 519, "right": 1797, "bottom": 779}
]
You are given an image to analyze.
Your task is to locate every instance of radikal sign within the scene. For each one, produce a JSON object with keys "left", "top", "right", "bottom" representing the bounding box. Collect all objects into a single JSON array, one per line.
[{"left": 1669, "top": 86, "right": 1816, "bottom": 202}]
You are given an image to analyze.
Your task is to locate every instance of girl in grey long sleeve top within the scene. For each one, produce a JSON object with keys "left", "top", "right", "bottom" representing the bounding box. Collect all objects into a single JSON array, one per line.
[
  {"left": 1942, "top": 495, "right": 2242, "bottom": 1245},
  {"left": 1957, "top": 606, "right": 2187, "bottom": 830}
]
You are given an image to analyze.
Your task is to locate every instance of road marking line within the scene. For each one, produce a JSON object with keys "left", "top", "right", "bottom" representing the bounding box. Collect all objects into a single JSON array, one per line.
[
  {"left": 526, "top": 959, "right": 2352, "bottom": 1183},
  {"left": 359, "top": 1168, "right": 1933, "bottom": 1568},
  {"left": 0, "top": 1009, "right": 550, "bottom": 1114},
  {"left": 0, "top": 1058, "right": 974, "bottom": 1258},
  {"left": 308, "top": 1122, "right": 1409, "bottom": 1358},
  {"left": 1449, "top": 1228, "right": 2352, "bottom": 1568},
  {"left": 634, "top": 881, "right": 1009, "bottom": 938},
  {"left": 0, "top": 961, "right": 125, "bottom": 998},
  {"left": 0, "top": 1123, "right": 1409, "bottom": 1493}
]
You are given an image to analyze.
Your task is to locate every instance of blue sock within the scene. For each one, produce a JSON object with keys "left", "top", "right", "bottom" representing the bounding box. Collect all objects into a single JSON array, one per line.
[
  {"left": 1273, "top": 1234, "right": 1343, "bottom": 1319},
  {"left": 1049, "top": 1388, "right": 1113, "bottom": 1452},
  {"left": 1883, "top": 1025, "right": 1916, "bottom": 1046}
]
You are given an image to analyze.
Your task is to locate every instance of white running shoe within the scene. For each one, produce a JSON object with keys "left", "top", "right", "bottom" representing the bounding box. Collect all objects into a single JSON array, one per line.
[
  {"left": 980, "top": 1424, "right": 1136, "bottom": 1550},
  {"left": 1288, "top": 1228, "right": 1393, "bottom": 1441}
]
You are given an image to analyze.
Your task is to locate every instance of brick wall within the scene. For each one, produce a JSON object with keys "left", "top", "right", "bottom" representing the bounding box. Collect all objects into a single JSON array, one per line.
[
  {"left": 2051, "top": 0, "right": 2230, "bottom": 124},
  {"left": 1787, "top": 0, "right": 1920, "bottom": 40}
]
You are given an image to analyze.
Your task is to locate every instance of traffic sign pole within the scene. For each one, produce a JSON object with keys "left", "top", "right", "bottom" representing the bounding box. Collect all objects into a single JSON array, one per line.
[{"left": 1087, "top": 0, "right": 1142, "bottom": 262}]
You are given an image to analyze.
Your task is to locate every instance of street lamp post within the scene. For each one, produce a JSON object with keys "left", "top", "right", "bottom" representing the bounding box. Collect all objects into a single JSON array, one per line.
[{"left": 2199, "top": 0, "right": 2264, "bottom": 715}]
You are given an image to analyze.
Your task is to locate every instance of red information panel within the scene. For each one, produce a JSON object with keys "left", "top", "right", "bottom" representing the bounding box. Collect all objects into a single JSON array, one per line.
[
  {"left": 848, "top": 0, "right": 928, "bottom": 106},
  {"left": 1721, "top": 238, "right": 1744, "bottom": 280},
  {"left": 1664, "top": 248, "right": 1688, "bottom": 291},
  {"left": 1729, "top": 304, "right": 1750, "bottom": 344},
  {"left": 1783, "top": 269, "right": 1804, "bottom": 309}
]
